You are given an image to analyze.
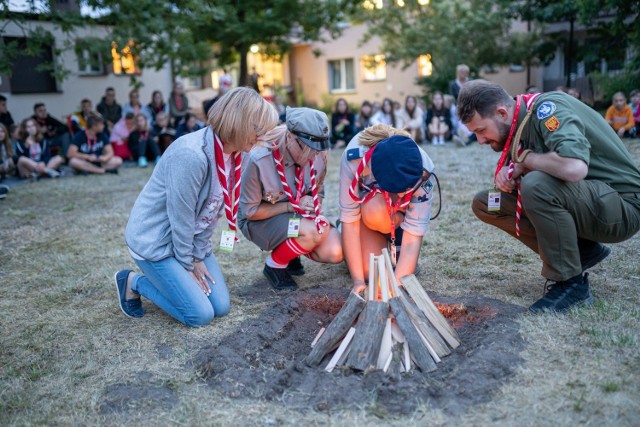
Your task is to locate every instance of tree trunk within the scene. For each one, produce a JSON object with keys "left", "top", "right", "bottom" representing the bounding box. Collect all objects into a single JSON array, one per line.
[
  {"left": 239, "top": 44, "right": 249, "bottom": 89},
  {"left": 566, "top": 17, "right": 575, "bottom": 89}
]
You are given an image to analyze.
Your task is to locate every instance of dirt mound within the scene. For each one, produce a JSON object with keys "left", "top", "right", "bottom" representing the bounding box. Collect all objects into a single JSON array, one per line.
[{"left": 195, "top": 287, "right": 525, "bottom": 416}]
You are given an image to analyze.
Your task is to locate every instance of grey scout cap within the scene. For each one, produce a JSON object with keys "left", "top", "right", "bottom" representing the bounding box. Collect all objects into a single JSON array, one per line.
[{"left": 285, "top": 107, "right": 330, "bottom": 151}]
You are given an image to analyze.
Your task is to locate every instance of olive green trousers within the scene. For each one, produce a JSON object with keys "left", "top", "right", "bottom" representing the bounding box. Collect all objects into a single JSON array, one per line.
[{"left": 472, "top": 171, "right": 640, "bottom": 281}]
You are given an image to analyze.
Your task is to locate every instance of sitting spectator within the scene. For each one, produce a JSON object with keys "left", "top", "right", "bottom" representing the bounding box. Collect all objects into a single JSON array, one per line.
[
  {"left": 14, "top": 118, "right": 63, "bottom": 179},
  {"left": 0, "top": 95, "right": 15, "bottom": 129},
  {"left": 567, "top": 87, "right": 581, "bottom": 100},
  {"left": 525, "top": 84, "right": 540, "bottom": 94},
  {"left": 203, "top": 85, "right": 231, "bottom": 117},
  {"left": 272, "top": 93, "right": 287, "bottom": 123},
  {"left": 122, "top": 89, "right": 146, "bottom": 119},
  {"left": 175, "top": 112, "right": 203, "bottom": 139},
  {"left": 426, "top": 91, "right": 451, "bottom": 145},
  {"left": 32, "top": 103, "right": 71, "bottom": 157},
  {"left": 355, "top": 100, "right": 373, "bottom": 133},
  {"left": 169, "top": 81, "right": 190, "bottom": 127},
  {"left": 152, "top": 111, "right": 176, "bottom": 154},
  {"left": 370, "top": 98, "right": 400, "bottom": 128},
  {"left": 398, "top": 95, "right": 424, "bottom": 143},
  {"left": 449, "top": 64, "right": 470, "bottom": 102},
  {"left": 128, "top": 113, "right": 160, "bottom": 168},
  {"left": 67, "top": 115, "right": 122, "bottom": 175},
  {"left": 70, "top": 99, "right": 100, "bottom": 133},
  {"left": 97, "top": 87, "right": 122, "bottom": 132},
  {"left": 144, "top": 90, "right": 169, "bottom": 126},
  {"left": 0, "top": 123, "right": 16, "bottom": 179},
  {"left": 331, "top": 98, "right": 355, "bottom": 148},
  {"left": 445, "top": 94, "right": 473, "bottom": 147},
  {"left": 109, "top": 112, "right": 136, "bottom": 161},
  {"left": 605, "top": 92, "right": 635, "bottom": 138},
  {"left": 629, "top": 89, "right": 640, "bottom": 137}
]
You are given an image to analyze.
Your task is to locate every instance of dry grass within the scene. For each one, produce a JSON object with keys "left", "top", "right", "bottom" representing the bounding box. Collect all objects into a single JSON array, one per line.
[{"left": 1, "top": 139, "right": 639, "bottom": 426}]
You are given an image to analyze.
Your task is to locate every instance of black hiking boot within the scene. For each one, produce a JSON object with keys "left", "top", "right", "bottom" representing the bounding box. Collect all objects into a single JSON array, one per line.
[
  {"left": 529, "top": 273, "right": 593, "bottom": 314},
  {"left": 263, "top": 265, "right": 298, "bottom": 290},
  {"left": 579, "top": 241, "right": 611, "bottom": 271},
  {"left": 287, "top": 257, "right": 305, "bottom": 276}
]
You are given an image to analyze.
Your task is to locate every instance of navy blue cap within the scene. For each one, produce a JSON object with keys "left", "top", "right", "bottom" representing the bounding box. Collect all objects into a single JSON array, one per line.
[{"left": 370, "top": 135, "right": 422, "bottom": 193}]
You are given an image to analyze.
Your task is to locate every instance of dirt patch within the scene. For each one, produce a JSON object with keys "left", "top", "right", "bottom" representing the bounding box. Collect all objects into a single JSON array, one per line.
[
  {"left": 99, "top": 371, "right": 178, "bottom": 414},
  {"left": 195, "top": 287, "right": 525, "bottom": 416}
]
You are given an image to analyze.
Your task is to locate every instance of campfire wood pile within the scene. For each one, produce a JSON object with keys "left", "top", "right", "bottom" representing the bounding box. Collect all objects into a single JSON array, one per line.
[{"left": 306, "top": 249, "right": 460, "bottom": 373}]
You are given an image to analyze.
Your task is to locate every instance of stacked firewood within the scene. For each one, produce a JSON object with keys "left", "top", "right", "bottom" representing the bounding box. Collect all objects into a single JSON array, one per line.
[{"left": 306, "top": 249, "right": 460, "bottom": 373}]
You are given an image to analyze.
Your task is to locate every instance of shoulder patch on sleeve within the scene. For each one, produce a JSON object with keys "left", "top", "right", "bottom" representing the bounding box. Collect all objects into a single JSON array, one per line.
[
  {"left": 544, "top": 116, "right": 560, "bottom": 131},
  {"left": 421, "top": 179, "right": 434, "bottom": 195},
  {"left": 346, "top": 148, "right": 362, "bottom": 161},
  {"left": 537, "top": 101, "right": 556, "bottom": 120}
]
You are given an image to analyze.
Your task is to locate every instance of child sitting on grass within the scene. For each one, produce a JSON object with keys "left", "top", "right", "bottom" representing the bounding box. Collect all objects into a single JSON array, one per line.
[{"left": 605, "top": 92, "right": 635, "bottom": 138}]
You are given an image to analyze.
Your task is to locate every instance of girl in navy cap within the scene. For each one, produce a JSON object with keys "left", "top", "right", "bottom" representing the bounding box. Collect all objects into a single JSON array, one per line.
[
  {"left": 239, "top": 107, "right": 343, "bottom": 290},
  {"left": 339, "top": 124, "right": 435, "bottom": 293}
]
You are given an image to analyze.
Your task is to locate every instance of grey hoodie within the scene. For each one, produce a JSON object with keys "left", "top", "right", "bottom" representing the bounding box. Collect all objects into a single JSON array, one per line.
[{"left": 125, "top": 127, "right": 222, "bottom": 271}]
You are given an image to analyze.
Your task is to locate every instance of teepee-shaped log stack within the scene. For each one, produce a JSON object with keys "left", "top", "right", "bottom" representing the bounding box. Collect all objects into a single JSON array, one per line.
[{"left": 306, "top": 249, "right": 460, "bottom": 373}]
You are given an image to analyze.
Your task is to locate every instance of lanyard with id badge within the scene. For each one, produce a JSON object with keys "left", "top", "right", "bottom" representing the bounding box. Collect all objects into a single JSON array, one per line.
[{"left": 212, "top": 131, "right": 242, "bottom": 252}]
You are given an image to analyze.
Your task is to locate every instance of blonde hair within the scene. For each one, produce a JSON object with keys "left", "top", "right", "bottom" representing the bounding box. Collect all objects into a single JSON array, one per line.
[
  {"left": 208, "top": 87, "right": 278, "bottom": 151},
  {"left": 358, "top": 124, "right": 410, "bottom": 147},
  {"left": 260, "top": 124, "right": 322, "bottom": 165}
]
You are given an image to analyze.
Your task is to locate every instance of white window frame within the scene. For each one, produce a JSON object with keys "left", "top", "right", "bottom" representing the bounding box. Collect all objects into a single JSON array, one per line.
[{"left": 328, "top": 58, "right": 356, "bottom": 94}]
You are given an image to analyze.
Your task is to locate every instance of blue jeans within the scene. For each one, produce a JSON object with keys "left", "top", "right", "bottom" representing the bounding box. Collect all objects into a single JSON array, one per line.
[{"left": 132, "top": 254, "right": 230, "bottom": 327}]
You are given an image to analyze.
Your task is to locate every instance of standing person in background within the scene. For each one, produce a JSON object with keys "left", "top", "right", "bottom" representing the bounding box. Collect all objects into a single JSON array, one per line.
[
  {"left": 0, "top": 95, "right": 15, "bottom": 129},
  {"left": 355, "top": 101, "right": 373, "bottom": 133},
  {"left": 32, "top": 103, "right": 71, "bottom": 157},
  {"left": 331, "top": 98, "right": 355, "bottom": 149},
  {"left": 128, "top": 113, "right": 160, "bottom": 168},
  {"left": 605, "top": 92, "right": 636, "bottom": 138},
  {"left": 0, "top": 123, "right": 16, "bottom": 179},
  {"left": 459, "top": 80, "right": 640, "bottom": 313},
  {"left": 249, "top": 67, "right": 261, "bottom": 94},
  {"left": 370, "top": 98, "right": 400, "bottom": 128},
  {"left": 219, "top": 68, "right": 232, "bottom": 92},
  {"left": 339, "top": 124, "right": 435, "bottom": 293},
  {"left": 97, "top": 87, "right": 122, "bottom": 133},
  {"left": 169, "top": 82, "right": 190, "bottom": 127},
  {"left": 399, "top": 95, "right": 424, "bottom": 144},
  {"left": 14, "top": 118, "right": 64, "bottom": 179},
  {"left": 426, "top": 91, "right": 452, "bottom": 145},
  {"left": 70, "top": 99, "right": 100, "bottom": 133},
  {"left": 239, "top": 107, "right": 343, "bottom": 290},
  {"left": 145, "top": 90, "right": 169, "bottom": 127},
  {"left": 67, "top": 115, "right": 122, "bottom": 175},
  {"left": 449, "top": 64, "right": 470, "bottom": 102},
  {"left": 115, "top": 87, "right": 278, "bottom": 325}
]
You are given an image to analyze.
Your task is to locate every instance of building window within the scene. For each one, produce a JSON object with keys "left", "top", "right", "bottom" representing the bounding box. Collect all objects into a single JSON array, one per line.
[
  {"left": 418, "top": 54, "right": 433, "bottom": 77},
  {"left": 328, "top": 58, "right": 355, "bottom": 93},
  {"left": 111, "top": 41, "right": 139, "bottom": 75},
  {"left": 3, "top": 37, "right": 58, "bottom": 94},
  {"left": 361, "top": 54, "right": 386, "bottom": 82},
  {"left": 76, "top": 43, "right": 105, "bottom": 75}
]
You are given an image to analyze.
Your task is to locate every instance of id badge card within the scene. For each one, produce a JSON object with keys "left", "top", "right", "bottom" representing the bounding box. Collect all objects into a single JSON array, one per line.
[
  {"left": 219, "top": 229, "right": 236, "bottom": 252},
  {"left": 287, "top": 217, "right": 301, "bottom": 238},
  {"left": 488, "top": 191, "right": 501, "bottom": 212}
]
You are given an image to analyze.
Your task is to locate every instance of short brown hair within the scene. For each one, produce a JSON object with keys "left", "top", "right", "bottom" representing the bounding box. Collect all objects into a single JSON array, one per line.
[
  {"left": 457, "top": 80, "right": 514, "bottom": 124},
  {"left": 208, "top": 87, "right": 278, "bottom": 151}
]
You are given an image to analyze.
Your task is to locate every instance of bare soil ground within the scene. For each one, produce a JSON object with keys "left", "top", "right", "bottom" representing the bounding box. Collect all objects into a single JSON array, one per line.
[{"left": 1, "top": 140, "right": 639, "bottom": 426}]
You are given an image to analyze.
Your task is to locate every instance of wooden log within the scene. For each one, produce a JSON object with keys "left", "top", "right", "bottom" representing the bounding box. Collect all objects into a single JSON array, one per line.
[
  {"left": 399, "top": 288, "right": 450, "bottom": 358},
  {"left": 306, "top": 291, "right": 366, "bottom": 367},
  {"left": 311, "top": 327, "right": 325, "bottom": 348},
  {"left": 381, "top": 248, "right": 401, "bottom": 297},
  {"left": 403, "top": 340, "right": 411, "bottom": 372},
  {"left": 390, "top": 319, "right": 405, "bottom": 343},
  {"left": 389, "top": 297, "right": 437, "bottom": 373},
  {"left": 378, "top": 256, "right": 390, "bottom": 302},
  {"left": 345, "top": 301, "right": 390, "bottom": 371},
  {"left": 400, "top": 274, "right": 460, "bottom": 348},
  {"left": 368, "top": 253, "right": 376, "bottom": 301},
  {"left": 325, "top": 327, "right": 356, "bottom": 373}
]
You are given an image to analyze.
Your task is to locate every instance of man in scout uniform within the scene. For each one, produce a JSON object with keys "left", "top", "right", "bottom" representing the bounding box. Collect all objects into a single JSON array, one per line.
[
  {"left": 238, "top": 107, "right": 343, "bottom": 289},
  {"left": 458, "top": 80, "right": 640, "bottom": 313}
]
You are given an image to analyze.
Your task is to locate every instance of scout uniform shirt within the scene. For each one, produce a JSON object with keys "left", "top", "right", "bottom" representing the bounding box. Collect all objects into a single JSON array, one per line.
[
  {"left": 339, "top": 133, "right": 436, "bottom": 237},
  {"left": 238, "top": 145, "right": 328, "bottom": 222},
  {"left": 518, "top": 91, "right": 640, "bottom": 196}
]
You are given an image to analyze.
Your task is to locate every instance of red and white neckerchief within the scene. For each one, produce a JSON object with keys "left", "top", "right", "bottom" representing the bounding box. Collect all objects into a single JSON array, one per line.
[
  {"left": 496, "top": 93, "right": 541, "bottom": 237},
  {"left": 139, "top": 130, "right": 149, "bottom": 142},
  {"left": 29, "top": 141, "right": 42, "bottom": 161},
  {"left": 272, "top": 144, "right": 329, "bottom": 233},
  {"left": 349, "top": 143, "right": 416, "bottom": 244},
  {"left": 85, "top": 130, "right": 97, "bottom": 153},
  {"left": 213, "top": 133, "right": 242, "bottom": 240}
]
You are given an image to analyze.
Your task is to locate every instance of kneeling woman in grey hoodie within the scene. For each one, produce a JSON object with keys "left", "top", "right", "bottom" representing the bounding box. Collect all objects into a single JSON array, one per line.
[{"left": 115, "top": 87, "right": 278, "bottom": 327}]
